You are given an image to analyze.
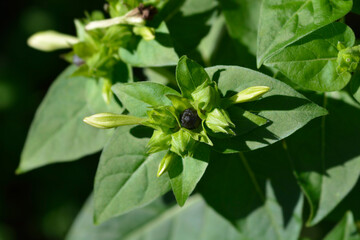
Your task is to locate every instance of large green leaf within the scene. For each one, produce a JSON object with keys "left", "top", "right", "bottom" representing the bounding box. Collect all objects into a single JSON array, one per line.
[
  {"left": 112, "top": 82, "right": 180, "bottom": 117},
  {"left": 219, "top": 0, "right": 262, "bottom": 56},
  {"left": 265, "top": 22, "right": 355, "bottom": 92},
  {"left": 119, "top": 22, "right": 179, "bottom": 67},
  {"left": 205, "top": 66, "right": 327, "bottom": 153},
  {"left": 66, "top": 195, "right": 240, "bottom": 240},
  {"left": 17, "top": 65, "right": 122, "bottom": 173},
  {"left": 94, "top": 126, "right": 171, "bottom": 224},
  {"left": 324, "top": 212, "right": 360, "bottom": 240},
  {"left": 168, "top": 144, "right": 210, "bottom": 206},
  {"left": 199, "top": 144, "right": 303, "bottom": 239},
  {"left": 284, "top": 92, "right": 360, "bottom": 226},
  {"left": 257, "top": 0, "right": 352, "bottom": 67}
]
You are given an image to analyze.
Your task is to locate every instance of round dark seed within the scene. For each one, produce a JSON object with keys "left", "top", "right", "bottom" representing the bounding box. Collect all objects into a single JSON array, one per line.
[{"left": 180, "top": 108, "right": 201, "bottom": 130}]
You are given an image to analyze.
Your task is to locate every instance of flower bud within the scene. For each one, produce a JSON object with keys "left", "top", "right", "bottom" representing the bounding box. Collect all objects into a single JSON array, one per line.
[
  {"left": 133, "top": 26, "right": 155, "bottom": 41},
  {"left": 27, "top": 31, "right": 79, "bottom": 52},
  {"left": 336, "top": 44, "right": 360, "bottom": 74},
  {"left": 227, "top": 86, "right": 270, "bottom": 105},
  {"left": 205, "top": 108, "right": 235, "bottom": 135},
  {"left": 83, "top": 113, "right": 146, "bottom": 129},
  {"left": 147, "top": 130, "right": 172, "bottom": 154},
  {"left": 157, "top": 151, "right": 178, "bottom": 177},
  {"left": 191, "top": 82, "right": 220, "bottom": 114},
  {"left": 170, "top": 129, "right": 196, "bottom": 156},
  {"left": 144, "top": 107, "right": 178, "bottom": 132}
]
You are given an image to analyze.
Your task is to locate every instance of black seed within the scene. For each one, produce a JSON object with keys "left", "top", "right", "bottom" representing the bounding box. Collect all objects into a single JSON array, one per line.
[{"left": 180, "top": 108, "right": 201, "bottom": 130}]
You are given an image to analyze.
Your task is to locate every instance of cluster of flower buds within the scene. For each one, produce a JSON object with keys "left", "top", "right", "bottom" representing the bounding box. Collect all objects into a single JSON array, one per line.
[
  {"left": 84, "top": 56, "right": 270, "bottom": 177},
  {"left": 336, "top": 42, "right": 360, "bottom": 74}
]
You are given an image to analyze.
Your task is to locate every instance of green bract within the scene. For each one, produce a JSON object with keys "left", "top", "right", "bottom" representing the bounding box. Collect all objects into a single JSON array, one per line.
[{"left": 84, "top": 56, "right": 271, "bottom": 178}]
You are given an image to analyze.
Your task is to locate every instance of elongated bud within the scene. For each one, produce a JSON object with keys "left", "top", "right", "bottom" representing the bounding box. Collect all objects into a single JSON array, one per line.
[
  {"left": 133, "top": 26, "right": 155, "bottom": 41},
  {"left": 27, "top": 31, "right": 79, "bottom": 52},
  {"left": 83, "top": 113, "right": 147, "bottom": 129},
  {"left": 85, "top": 15, "right": 145, "bottom": 31},
  {"left": 170, "top": 129, "right": 196, "bottom": 157},
  {"left": 227, "top": 86, "right": 270, "bottom": 105},
  {"left": 147, "top": 130, "right": 172, "bottom": 154},
  {"left": 206, "top": 108, "right": 235, "bottom": 135},
  {"left": 102, "top": 78, "right": 112, "bottom": 105},
  {"left": 157, "top": 151, "right": 178, "bottom": 177}
]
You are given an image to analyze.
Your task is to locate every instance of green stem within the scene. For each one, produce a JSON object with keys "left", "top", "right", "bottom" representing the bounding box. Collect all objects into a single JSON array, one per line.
[{"left": 239, "top": 152, "right": 265, "bottom": 202}]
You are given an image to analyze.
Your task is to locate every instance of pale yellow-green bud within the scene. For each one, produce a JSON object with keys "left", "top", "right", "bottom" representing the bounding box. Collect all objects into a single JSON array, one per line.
[
  {"left": 133, "top": 26, "right": 155, "bottom": 41},
  {"left": 83, "top": 113, "right": 147, "bottom": 129},
  {"left": 85, "top": 7, "right": 145, "bottom": 31},
  {"left": 205, "top": 108, "right": 235, "bottom": 135},
  {"left": 27, "top": 31, "right": 79, "bottom": 52},
  {"left": 157, "top": 151, "right": 178, "bottom": 177},
  {"left": 227, "top": 86, "right": 270, "bottom": 105}
]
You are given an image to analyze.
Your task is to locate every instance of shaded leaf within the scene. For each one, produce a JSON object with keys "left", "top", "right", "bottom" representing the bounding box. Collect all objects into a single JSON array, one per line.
[
  {"left": 119, "top": 22, "right": 179, "bottom": 67},
  {"left": 66, "top": 195, "right": 241, "bottom": 240},
  {"left": 219, "top": 0, "right": 261, "bottom": 56},
  {"left": 18, "top": 65, "right": 121, "bottom": 173},
  {"left": 199, "top": 144, "right": 303, "bottom": 239},
  {"left": 284, "top": 92, "right": 360, "bottom": 225},
  {"left": 324, "top": 212, "right": 360, "bottom": 240}
]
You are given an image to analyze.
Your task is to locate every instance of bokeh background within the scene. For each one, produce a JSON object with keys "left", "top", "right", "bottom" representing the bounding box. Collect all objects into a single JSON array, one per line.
[{"left": 1, "top": 1, "right": 360, "bottom": 239}]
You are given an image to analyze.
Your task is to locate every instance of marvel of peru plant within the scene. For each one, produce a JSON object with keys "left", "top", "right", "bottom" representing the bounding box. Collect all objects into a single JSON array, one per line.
[{"left": 19, "top": 0, "right": 360, "bottom": 239}]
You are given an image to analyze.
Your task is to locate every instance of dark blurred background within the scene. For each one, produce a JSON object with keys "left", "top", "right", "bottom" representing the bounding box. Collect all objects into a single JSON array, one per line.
[{"left": 0, "top": 1, "right": 107, "bottom": 239}]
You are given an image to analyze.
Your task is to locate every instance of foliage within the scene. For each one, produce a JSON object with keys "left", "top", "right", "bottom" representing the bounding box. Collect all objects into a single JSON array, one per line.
[{"left": 20, "top": 0, "right": 360, "bottom": 239}]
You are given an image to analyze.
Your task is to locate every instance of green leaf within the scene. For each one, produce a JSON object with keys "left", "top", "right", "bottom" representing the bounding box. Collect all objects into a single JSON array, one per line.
[
  {"left": 265, "top": 22, "right": 355, "bottom": 92},
  {"left": 324, "top": 212, "right": 360, "bottom": 240},
  {"left": 66, "top": 195, "right": 241, "bottom": 240},
  {"left": 352, "top": 0, "right": 360, "bottom": 14},
  {"left": 17, "top": 66, "right": 121, "bottom": 173},
  {"left": 199, "top": 145, "right": 303, "bottom": 239},
  {"left": 176, "top": 56, "right": 210, "bottom": 98},
  {"left": 94, "top": 126, "right": 171, "bottom": 224},
  {"left": 119, "top": 22, "right": 179, "bottom": 67},
  {"left": 166, "top": 0, "right": 218, "bottom": 55},
  {"left": 257, "top": 0, "right": 353, "bottom": 67},
  {"left": 205, "top": 66, "right": 327, "bottom": 153},
  {"left": 284, "top": 92, "right": 360, "bottom": 226},
  {"left": 219, "top": 0, "right": 261, "bottom": 56},
  {"left": 350, "top": 72, "right": 360, "bottom": 103},
  {"left": 112, "top": 82, "right": 180, "bottom": 117},
  {"left": 168, "top": 144, "right": 210, "bottom": 206}
]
